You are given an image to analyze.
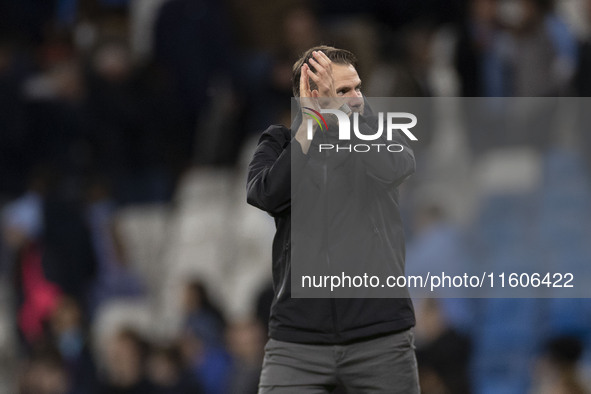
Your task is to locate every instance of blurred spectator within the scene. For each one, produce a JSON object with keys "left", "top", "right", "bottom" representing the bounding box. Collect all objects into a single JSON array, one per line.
[
  {"left": 225, "top": 320, "right": 265, "bottom": 394},
  {"left": 237, "top": 3, "right": 323, "bottom": 134},
  {"left": 47, "top": 297, "right": 98, "bottom": 393},
  {"left": 415, "top": 298, "right": 472, "bottom": 394},
  {"left": 530, "top": 335, "right": 590, "bottom": 394},
  {"left": 574, "top": 0, "right": 591, "bottom": 176},
  {"left": 182, "top": 280, "right": 226, "bottom": 346},
  {"left": 18, "top": 348, "right": 70, "bottom": 394},
  {"left": 86, "top": 39, "right": 175, "bottom": 204},
  {"left": 85, "top": 175, "right": 145, "bottom": 317},
  {"left": 153, "top": 0, "right": 234, "bottom": 164},
  {"left": 406, "top": 203, "right": 474, "bottom": 332},
  {"left": 367, "top": 21, "right": 436, "bottom": 97},
  {"left": 22, "top": 56, "right": 90, "bottom": 184},
  {"left": 145, "top": 344, "right": 203, "bottom": 394},
  {"left": 574, "top": 0, "right": 591, "bottom": 96},
  {"left": 178, "top": 328, "right": 232, "bottom": 394},
  {"left": 97, "top": 327, "right": 153, "bottom": 393},
  {"left": 1, "top": 167, "right": 50, "bottom": 253},
  {"left": 16, "top": 241, "right": 63, "bottom": 347},
  {"left": 280, "top": 4, "right": 322, "bottom": 60},
  {"left": 455, "top": 0, "right": 510, "bottom": 96},
  {"left": 12, "top": 37, "right": 98, "bottom": 310},
  {"left": 226, "top": 2, "right": 325, "bottom": 170},
  {"left": 455, "top": 0, "right": 577, "bottom": 97},
  {"left": 503, "top": 0, "right": 577, "bottom": 96},
  {"left": 0, "top": 39, "right": 33, "bottom": 197},
  {"left": 41, "top": 192, "right": 97, "bottom": 305},
  {"left": 2, "top": 167, "right": 61, "bottom": 346},
  {"left": 179, "top": 279, "right": 231, "bottom": 393}
]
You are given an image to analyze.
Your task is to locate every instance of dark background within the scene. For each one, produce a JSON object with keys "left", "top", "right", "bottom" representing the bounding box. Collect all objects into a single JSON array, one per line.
[{"left": 1, "top": 0, "right": 591, "bottom": 393}]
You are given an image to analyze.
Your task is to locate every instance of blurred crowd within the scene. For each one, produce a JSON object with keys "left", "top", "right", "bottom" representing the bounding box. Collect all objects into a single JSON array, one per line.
[
  {"left": 1, "top": 0, "right": 591, "bottom": 393},
  {"left": 15, "top": 279, "right": 267, "bottom": 394}
]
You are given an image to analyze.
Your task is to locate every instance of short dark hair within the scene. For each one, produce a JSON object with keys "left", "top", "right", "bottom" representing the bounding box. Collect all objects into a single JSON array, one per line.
[{"left": 292, "top": 45, "right": 357, "bottom": 97}]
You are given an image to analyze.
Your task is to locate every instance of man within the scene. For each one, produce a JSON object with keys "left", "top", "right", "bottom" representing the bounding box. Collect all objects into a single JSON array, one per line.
[{"left": 247, "top": 45, "right": 419, "bottom": 393}]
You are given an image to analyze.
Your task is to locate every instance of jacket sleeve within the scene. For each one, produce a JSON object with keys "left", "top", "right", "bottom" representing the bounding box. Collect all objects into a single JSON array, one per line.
[
  {"left": 246, "top": 125, "right": 310, "bottom": 216},
  {"left": 355, "top": 114, "right": 416, "bottom": 187}
]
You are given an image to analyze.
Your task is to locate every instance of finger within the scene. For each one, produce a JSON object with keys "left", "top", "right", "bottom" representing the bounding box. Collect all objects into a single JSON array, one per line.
[
  {"left": 308, "top": 57, "right": 327, "bottom": 75},
  {"left": 314, "top": 51, "right": 332, "bottom": 69},
  {"left": 304, "top": 64, "right": 313, "bottom": 92},
  {"left": 300, "top": 64, "right": 311, "bottom": 96},
  {"left": 299, "top": 73, "right": 306, "bottom": 97},
  {"left": 306, "top": 68, "right": 322, "bottom": 84},
  {"left": 307, "top": 68, "right": 334, "bottom": 97},
  {"left": 311, "top": 89, "right": 319, "bottom": 98},
  {"left": 307, "top": 69, "right": 330, "bottom": 95}
]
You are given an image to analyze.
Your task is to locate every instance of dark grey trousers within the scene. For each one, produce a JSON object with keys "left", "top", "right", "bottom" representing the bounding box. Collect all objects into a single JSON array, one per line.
[{"left": 258, "top": 329, "right": 420, "bottom": 393}]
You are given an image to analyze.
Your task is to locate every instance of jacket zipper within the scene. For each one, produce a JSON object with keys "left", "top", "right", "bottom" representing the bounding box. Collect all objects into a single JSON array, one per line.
[{"left": 322, "top": 129, "right": 339, "bottom": 337}]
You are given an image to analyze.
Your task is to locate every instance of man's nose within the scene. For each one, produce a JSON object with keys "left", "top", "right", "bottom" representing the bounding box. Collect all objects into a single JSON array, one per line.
[{"left": 347, "top": 94, "right": 363, "bottom": 108}]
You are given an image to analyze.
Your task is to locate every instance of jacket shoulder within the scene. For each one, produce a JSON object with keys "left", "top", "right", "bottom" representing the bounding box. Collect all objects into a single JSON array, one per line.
[{"left": 258, "top": 124, "right": 292, "bottom": 148}]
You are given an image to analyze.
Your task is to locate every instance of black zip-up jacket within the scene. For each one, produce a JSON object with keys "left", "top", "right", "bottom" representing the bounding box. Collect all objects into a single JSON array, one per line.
[{"left": 247, "top": 108, "right": 416, "bottom": 344}]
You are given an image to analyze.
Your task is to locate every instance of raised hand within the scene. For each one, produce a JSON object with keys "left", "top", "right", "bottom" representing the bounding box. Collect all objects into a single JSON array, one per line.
[
  {"left": 299, "top": 62, "right": 318, "bottom": 112},
  {"left": 306, "top": 51, "right": 339, "bottom": 109}
]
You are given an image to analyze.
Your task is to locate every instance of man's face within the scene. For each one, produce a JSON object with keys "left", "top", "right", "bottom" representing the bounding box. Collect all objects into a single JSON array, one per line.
[{"left": 332, "top": 63, "right": 364, "bottom": 113}]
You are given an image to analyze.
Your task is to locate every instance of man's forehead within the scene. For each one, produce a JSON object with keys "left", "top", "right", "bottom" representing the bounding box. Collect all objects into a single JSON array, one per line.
[{"left": 332, "top": 63, "right": 360, "bottom": 83}]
